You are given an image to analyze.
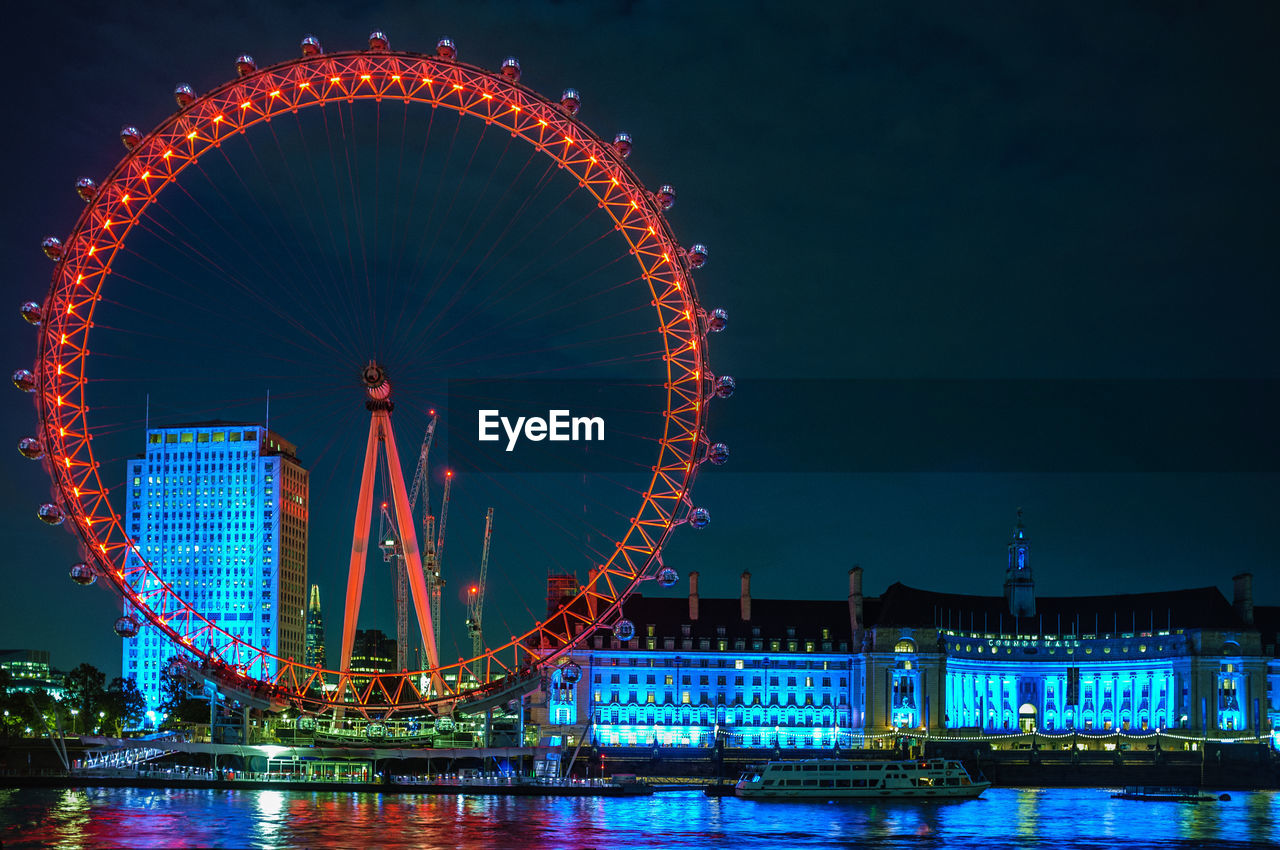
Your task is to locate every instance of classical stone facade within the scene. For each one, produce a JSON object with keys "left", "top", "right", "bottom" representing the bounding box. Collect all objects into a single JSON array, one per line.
[{"left": 533, "top": 517, "right": 1280, "bottom": 751}]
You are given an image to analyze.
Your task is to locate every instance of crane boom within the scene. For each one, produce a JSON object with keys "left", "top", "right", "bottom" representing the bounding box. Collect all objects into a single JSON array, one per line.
[
  {"left": 435, "top": 471, "right": 454, "bottom": 574},
  {"left": 408, "top": 414, "right": 437, "bottom": 513},
  {"left": 467, "top": 508, "right": 494, "bottom": 659}
]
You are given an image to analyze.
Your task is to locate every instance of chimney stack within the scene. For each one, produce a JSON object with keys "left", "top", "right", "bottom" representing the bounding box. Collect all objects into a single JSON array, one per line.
[
  {"left": 740, "top": 570, "right": 752, "bottom": 621},
  {"left": 689, "top": 570, "right": 700, "bottom": 621},
  {"left": 1232, "top": 572, "right": 1254, "bottom": 625},
  {"left": 849, "top": 565, "right": 864, "bottom": 634}
]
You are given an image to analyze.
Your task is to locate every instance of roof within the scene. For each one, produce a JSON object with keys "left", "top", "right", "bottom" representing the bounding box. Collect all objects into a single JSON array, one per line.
[
  {"left": 872, "top": 582, "right": 1246, "bottom": 633},
  {"left": 618, "top": 593, "right": 858, "bottom": 643}
]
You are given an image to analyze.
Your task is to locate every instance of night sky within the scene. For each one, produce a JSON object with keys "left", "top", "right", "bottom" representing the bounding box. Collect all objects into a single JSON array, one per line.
[{"left": 3, "top": 1, "right": 1278, "bottom": 678}]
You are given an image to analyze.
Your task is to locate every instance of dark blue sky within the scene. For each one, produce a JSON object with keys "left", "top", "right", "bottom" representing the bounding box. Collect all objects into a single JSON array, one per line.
[{"left": 3, "top": 1, "right": 1278, "bottom": 676}]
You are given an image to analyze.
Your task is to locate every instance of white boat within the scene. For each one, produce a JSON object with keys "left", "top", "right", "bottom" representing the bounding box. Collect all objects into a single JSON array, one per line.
[{"left": 734, "top": 758, "right": 990, "bottom": 800}]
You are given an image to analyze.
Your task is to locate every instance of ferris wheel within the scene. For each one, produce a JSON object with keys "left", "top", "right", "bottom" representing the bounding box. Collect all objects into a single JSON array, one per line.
[{"left": 16, "top": 31, "right": 732, "bottom": 717}]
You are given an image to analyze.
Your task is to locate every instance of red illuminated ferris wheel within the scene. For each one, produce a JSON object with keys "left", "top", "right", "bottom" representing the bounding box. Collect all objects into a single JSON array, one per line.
[{"left": 16, "top": 32, "right": 732, "bottom": 717}]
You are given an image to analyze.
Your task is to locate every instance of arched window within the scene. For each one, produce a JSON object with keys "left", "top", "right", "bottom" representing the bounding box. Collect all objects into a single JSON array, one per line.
[{"left": 894, "top": 638, "right": 916, "bottom": 653}]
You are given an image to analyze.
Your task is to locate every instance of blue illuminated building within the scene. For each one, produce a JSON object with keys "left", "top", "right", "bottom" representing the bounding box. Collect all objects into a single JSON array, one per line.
[
  {"left": 536, "top": 513, "right": 1280, "bottom": 751},
  {"left": 122, "top": 423, "right": 309, "bottom": 713}
]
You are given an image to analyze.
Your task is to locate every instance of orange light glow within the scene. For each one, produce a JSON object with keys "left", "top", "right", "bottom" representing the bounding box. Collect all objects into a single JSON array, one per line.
[
  {"left": 391, "top": 75, "right": 401, "bottom": 81},
  {"left": 162, "top": 150, "right": 172, "bottom": 159},
  {"left": 298, "top": 82, "right": 310, "bottom": 89},
  {"left": 446, "top": 470, "right": 453, "bottom": 477},
  {"left": 270, "top": 90, "right": 282, "bottom": 97},
  {"left": 187, "top": 131, "right": 198, "bottom": 140},
  {"left": 330, "top": 77, "right": 340, "bottom": 84},
  {"left": 470, "top": 586, "right": 478, "bottom": 594},
  {"left": 140, "top": 172, "right": 150, "bottom": 180},
  {"left": 214, "top": 115, "right": 224, "bottom": 123},
  {"left": 453, "top": 83, "right": 463, "bottom": 90},
  {"left": 360, "top": 75, "right": 370, "bottom": 81},
  {"left": 240, "top": 100, "right": 251, "bottom": 108}
]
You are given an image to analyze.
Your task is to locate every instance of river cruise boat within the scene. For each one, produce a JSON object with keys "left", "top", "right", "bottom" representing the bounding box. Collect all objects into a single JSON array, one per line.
[{"left": 734, "top": 758, "right": 990, "bottom": 800}]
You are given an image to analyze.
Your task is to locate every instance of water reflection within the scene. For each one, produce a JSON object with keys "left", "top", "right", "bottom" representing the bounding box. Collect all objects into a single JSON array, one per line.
[{"left": 1, "top": 788, "right": 1277, "bottom": 849}]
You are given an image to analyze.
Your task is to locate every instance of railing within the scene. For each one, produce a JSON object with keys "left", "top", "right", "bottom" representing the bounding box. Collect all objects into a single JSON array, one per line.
[{"left": 75, "top": 731, "right": 188, "bottom": 772}]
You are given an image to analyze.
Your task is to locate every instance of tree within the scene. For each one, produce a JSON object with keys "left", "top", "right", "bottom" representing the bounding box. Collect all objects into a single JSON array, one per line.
[
  {"left": 63, "top": 663, "right": 106, "bottom": 730},
  {"left": 158, "top": 661, "right": 209, "bottom": 726},
  {"left": 103, "top": 677, "right": 147, "bottom": 736}
]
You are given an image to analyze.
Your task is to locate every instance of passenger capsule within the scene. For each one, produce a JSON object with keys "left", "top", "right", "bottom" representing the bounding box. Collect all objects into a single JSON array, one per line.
[
  {"left": 235, "top": 54, "right": 257, "bottom": 76},
  {"left": 706, "top": 307, "right": 728, "bottom": 333},
  {"left": 69, "top": 562, "right": 96, "bottom": 586},
  {"left": 656, "top": 566, "right": 680, "bottom": 588},
  {"left": 560, "top": 662, "right": 583, "bottom": 685},
  {"left": 688, "top": 507, "right": 711, "bottom": 530},
  {"left": 18, "top": 437, "right": 44, "bottom": 460},
  {"left": 37, "top": 503, "right": 66, "bottom": 526},
  {"left": 41, "top": 237, "right": 63, "bottom": 260},
  {"left": 655, "top": 184, "right": 676, "bottom": 210},
  {"left": 300, "top": 34, "right": 323, "bottom": 56},
  {"left": 368, "top": 31, "right": 389, "bottom": 52},
  {"left": 12, "top": 369, "right": 36, "bottom": 392},
  {"left": 120, "top": 125, "right": 142, "bottom": 150},
  {"left": 560, "top": 88, "right": 581, "bottom": 116},
  {"left": 613, "top": 619, "right": 636, "bottom": 642},
  {"left": 714, "top": 375, "right": 736, "bottom": 399},
  {"left": 174, "top": 84, "right": 197, "bottom": 109},
  {"left": 707, "top": 443, "right": 730, "bottom": 465},
  {"left": 436, "top": 38, "right": 457, "bottom": 60},
  {"left": 687, "top": 243, "right": 709, "bottom": 269},
  {"left": 113, "top": 615, "right": 140, "bottom": 639},
  {"left": 20, "top": 301, "right": 42, "bottom": 326},
  {"left": 75, "top": 177, "right": 97, "bottom": 202},
  {"left": 500, "top": 57, "right": 522, "bottom": 82},
  {"left": 612, "top": 132, "right": 633, "bottom": 159}
]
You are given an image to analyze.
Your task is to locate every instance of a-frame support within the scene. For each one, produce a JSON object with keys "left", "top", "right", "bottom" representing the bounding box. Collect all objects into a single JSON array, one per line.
[{"left": 339, "top": 364, "right": 441, "bottom": 692}]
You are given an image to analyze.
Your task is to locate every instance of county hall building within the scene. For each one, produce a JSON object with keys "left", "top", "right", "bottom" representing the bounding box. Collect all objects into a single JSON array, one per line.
[{"left": 534, "top": 514, "right": 1280, "bottom": 751}]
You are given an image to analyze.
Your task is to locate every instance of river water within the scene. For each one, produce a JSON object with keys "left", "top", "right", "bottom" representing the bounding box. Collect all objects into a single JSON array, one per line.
[{"left": 1, "top": 786, "right": 1277, "bottom": 848}]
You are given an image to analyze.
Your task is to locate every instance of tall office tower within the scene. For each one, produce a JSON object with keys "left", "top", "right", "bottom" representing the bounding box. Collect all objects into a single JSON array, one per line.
[
  {"left": 121, "top": 423, "right": 309, "bottom": 712},
  {"left": 305, "top": 584, "right": 326, "bottom": 668}
]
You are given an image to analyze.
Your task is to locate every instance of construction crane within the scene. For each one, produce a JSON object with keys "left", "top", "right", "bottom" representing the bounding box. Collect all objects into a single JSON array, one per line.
[
  {"left": 466, "top": 508, "right": 495, "bottom": 660},
  {"left": 423, "top": 469, "right": 453, "bottom": 657}
]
